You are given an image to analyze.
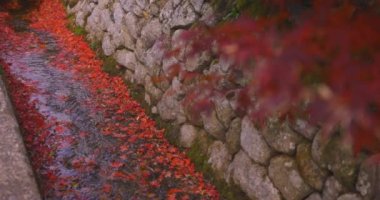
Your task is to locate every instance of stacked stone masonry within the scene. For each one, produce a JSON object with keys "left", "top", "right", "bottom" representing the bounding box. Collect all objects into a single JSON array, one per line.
[{"left": 66, "top": 0, "right": 380, "bottom": 199}]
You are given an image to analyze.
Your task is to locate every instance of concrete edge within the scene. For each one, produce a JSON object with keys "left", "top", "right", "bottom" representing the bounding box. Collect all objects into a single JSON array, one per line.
[{"left": 0, "top": 75, "right": 41, "bottom": 200}]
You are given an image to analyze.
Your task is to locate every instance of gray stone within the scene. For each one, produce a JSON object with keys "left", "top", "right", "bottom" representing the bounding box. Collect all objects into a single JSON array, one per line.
[
  {"left": 162, "top": 56, "right": 179, "bottom": 75},
  {"left": 171, "top": 29, "right": 187, "bottom": 61},
  {"left": 0, "top": 79, "right": 41, "bottom": 200},
  {"left": 102, "top": 34, "right": 115, "bottom": 56},
  {"left": 201, "top": 110, "right": 225, "bottom": 141},
  {"left": 296, "top": 143, "right": 328, "bottom": 190},
  {"left": 135, "top": 0, "right": 148, "bottom": 10},
  {"left": 322, "top": 176, "right": 345, "bottom": 200},
  {"left": 179, "top": 124, "right": 197, "bottom": 148},
  {"left": 184, "top": 50, "right": 211, "bottom": 72},
  {"left": 140, "top": 18, "right": 162, "bottom": 49},
  {"left": 124, "top": 12, "right": 141, "bottom": 39},
  {"left": 144, "top": 76, "right": 163, "bottom": 101},
  {"left": 85, "top": 7, "right": 105, "bottom": 40},
  {"left": 120, "top": 0, "right": 136, "bottom": 13},
  {"left": 124, "top": 69, "right": 134, "bottom": 82},
  {"left": 337, "top": 193, "right": 363, "bottom": 200},
  {"left": 170, "top": 1, "right": 197, "bottom": 28},
  {"left": 99, "top": 8, "right": 112, "bottom": 31},
  {"left": 240, "top": 116, "right": 273, "bottom": 165},
  {"left": 291, "top": 119, "right": 318, "bottom": 140},
  {"left": 140, "top": 37, "right": 169, "bottom": 69},
  {"left": 200, "top": 3, "right": 216, "bottom": 26},
  {"left": 207, "top": 141, "right": 231, "bottom": 179},
  {"left": 190, "top": 0, "right": 204, "bottom": 13},
  {"left": 312, "top": 133, "right": 359, "bottom": 188},
  {"left": 113, "top": 2, "right": 124, "bottom": 26},
  {"left": 226, "top": 118, "right": 241, "bottom": 154},
  {"left": 157, "top": 78, "right": 185, "bottom": 121},
  {"left": 133, "top": 62, "right": 148, "bottom": 85},
  {"left": 214, "top": 96, "right": 235, "bottom": 128},
  {"left": 356, "top": 156, "right": 380, "bottom": 200},
  {"left": 227, "top": 151, "right": 281, "bottom": 200},
  {"left": 305, "top": 193, "right": 322, "bottom": 200},
  {"left": 268, "top": 155, "right": 313, "bottom": 200},
  {"left": 263, "top": 119, "right": 303, "bottom": 154},
  {"left": 114, "top": 49, "right": 137, "bottom": 71},
  {"left": 97, "top": 0, "right": 109, "bottom": 8}
]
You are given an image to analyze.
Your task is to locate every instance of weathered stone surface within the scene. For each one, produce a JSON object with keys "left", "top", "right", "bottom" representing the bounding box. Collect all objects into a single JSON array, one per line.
[
  {"left": 133, "top": 62, "right": 148, "bottom": 85},
  {"left": 160, "top": 0, "right": 197, "bottom": 29},
  {"left": 322, "top": 176, "right": 345, "bottom": 200},
  {"left": 207, "top": 141, "right": 231, "bottom": 179},
  {"left": 0, "top": 79, "right": 41, "bottom": 200},
  {"left": 227, "top": 151, "right": 281, "bottom": 200},
  {"left": 140, "top": 18, "right": 162, "bottom": 50},
  {"left": 140, "top": 37, "right": 169, "bottom": 69},
  {"left": 200, "top": 3, "right": 217, "bottom": 26},
  {"left": 184, "top": 50, "right": 211, "bottom": 72},
  {"left": 296, "top": 143, "right": 328, "bottom": 190},
  {"left": 171, "top": 29, "right": 186, "bottom": 61},
  {"left": 85, "top": 7, "right": 106, "bottom": 40},
  {"left": 305, "top": 193, "right": 322, "bottom": 200},
  {"left": 291, "top": 119, "right": 318, "bottom": 140},
  {"left": 190, "top": 0, "right": 204, "bottom": 13},
  {"left": 179, "top": 124, "right": 197, "bottom": 148},
  {"left": 225, "top": 118, "right": 241, "bottom": 154},
  {"left": 114, "top": 49, "right": 137, "bottom": 70},
  {"left": 112, "top": 2, "right": 124, "bottom": 26},
  {"left": 157, "top": 78, "right": 185, "bottom": 121},
  {"left": 120, "top": 0, "right": 137, "bottom": 13},
  {"left": 102, "top": 34, "right": 116, "bottom": 56},
  {"left": 214, "top": 96, "right": 235, "bottom": 129},
  {"left": 144, "top": 77, "right": 163, "bottom": 101},
  {"left": 201, "top": 110, "right": 225, "bottom": 141},
  {"left": 124, "top": 12, "right": 141, "bottom": 39},
  {"left": 312, "top": 133, "right": 359, "bottom": 188},
  {"left": 356, "top": 156, "right": 380, "bottom": 200},
  {"left": 268, "top": 155, "right": 313, "bottom": 200},
  {"left": 337, "top": 193, "right": 363, "bottom": 200},
  {"left": 241, "top": 116, "right": 273, "bottom": 165},
  {"left": 263, "top": 119, "right": 303, "bottom": 154}
]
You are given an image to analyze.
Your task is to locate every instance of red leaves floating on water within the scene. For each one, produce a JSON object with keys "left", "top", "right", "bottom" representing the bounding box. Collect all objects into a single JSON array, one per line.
[{"left": 0, "top": 0, "right": 219, "bottom": 199}]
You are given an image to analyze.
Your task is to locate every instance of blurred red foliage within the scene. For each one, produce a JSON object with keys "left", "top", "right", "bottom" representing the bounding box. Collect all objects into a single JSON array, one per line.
[{"left": 176, "top": 0, "right": 380, "bottom": 154}]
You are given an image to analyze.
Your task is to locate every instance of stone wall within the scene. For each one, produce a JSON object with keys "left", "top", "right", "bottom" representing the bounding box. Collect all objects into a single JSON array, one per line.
[{"left": 65, "top": 0, "right": 380, "bottom": 199}]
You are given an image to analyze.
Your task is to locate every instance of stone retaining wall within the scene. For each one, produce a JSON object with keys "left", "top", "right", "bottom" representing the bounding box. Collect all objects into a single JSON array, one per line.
[
  {"left": 0, "top": 72, "right": 41, "bottom": 200},
  {"left": 65, "top": 0, "right": 380, "bottom": 199}
]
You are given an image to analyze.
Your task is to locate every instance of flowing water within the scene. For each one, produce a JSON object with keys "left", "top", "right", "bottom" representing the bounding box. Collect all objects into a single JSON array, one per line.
[{"left": 0, "top": 3, "right": 218, "bottom": 199}]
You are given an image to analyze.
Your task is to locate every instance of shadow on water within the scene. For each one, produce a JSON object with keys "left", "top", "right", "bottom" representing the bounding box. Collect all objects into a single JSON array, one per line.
[{"left": 0, "top": 0, "right": 40, "bottom": 11}]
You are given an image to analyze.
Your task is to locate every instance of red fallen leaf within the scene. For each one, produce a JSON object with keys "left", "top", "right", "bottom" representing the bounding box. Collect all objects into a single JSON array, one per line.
[
  {"left": 54, "top": 125, "right": 65, "bottom": 133},
  {"left": 110, "top": 161, "right": 123, "bottom": 168},
  {"left": 120, "top": 145, "right": 129, "bottom": 152},
  {"left": 110, "top": 171, "right": 136, "bottom": 181},
  {"left": 102, "top": 183, "right": 112, "bottom": 193},
  {"left": 79, "top": 131, "right": 88, "bottom": 138},
  {"left": 150, "top": 180, "right": 160, "bottom": 188},
  {"left": 112, "top": 133, "right": 127, "bottom": 138}
]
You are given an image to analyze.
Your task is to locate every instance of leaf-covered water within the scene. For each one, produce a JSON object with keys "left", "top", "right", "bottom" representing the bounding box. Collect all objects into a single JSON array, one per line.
[{"left": 0, "top": 1, "right": 218, "bottom": 199}]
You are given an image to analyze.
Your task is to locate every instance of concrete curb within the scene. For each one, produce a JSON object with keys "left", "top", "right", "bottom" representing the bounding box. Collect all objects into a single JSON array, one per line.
[{"left": 0, "top": 76, "right": 41, "bottom": 200}]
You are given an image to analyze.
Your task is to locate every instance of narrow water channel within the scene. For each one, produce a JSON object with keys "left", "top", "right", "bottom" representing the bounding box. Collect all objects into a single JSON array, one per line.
[{"left": 0, "top": 2, "right": 218, "bottom": 199}]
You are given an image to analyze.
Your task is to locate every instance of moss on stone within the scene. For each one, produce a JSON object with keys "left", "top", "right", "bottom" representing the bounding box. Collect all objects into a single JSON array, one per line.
[
  {"left": 187, "top": 137, "right": 250, "bottom": 200},
  {"left": 66, "top": 14, "right": 86, "bottom": 36}
]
